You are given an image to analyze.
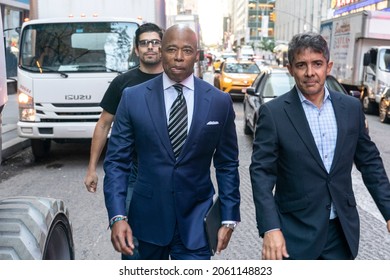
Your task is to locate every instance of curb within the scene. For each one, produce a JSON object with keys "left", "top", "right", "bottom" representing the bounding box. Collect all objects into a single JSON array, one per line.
[{"left": 1, "top": 124, "right": 30, "bottom": 162}]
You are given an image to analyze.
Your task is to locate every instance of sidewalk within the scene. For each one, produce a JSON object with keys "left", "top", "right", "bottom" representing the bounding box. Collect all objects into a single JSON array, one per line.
[{"left": 1, "top": 123, "right": 30, "bottom": 162}]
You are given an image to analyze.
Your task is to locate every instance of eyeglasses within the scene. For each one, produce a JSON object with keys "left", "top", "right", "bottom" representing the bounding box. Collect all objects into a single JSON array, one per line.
[{"left": 138, "top": 39, "right": 161, "bottom": 47}]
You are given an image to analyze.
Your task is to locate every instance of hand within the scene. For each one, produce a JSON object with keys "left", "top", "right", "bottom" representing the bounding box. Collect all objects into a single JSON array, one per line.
[
  {"left": 387, "top": 220, "right": 390, "bottom": 232},
  {"left": 215, "top": 226, "right": 234, "bottom": 255},
  {"left": 262, "top": 229, "right": 289, "bottom": 260},
  {"left": 84, "top": 170, "right": 98, "bottom": 193},
  {"left": 111, "top": 220, "right": 135, "bottom": 256}
]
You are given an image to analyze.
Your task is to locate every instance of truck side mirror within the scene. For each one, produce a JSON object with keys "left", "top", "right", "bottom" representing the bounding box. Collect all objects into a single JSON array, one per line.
[{"left": 363, "top": 53, "right": 370, "bottom": 66}]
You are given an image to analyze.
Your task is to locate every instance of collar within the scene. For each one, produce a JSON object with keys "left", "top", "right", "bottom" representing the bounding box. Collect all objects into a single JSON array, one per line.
[
  {"left": 162, "top": 72, "right": 195, "bottom": 91},
  {"left": 296, "top": 85, "right": 331, "bottom": 104}
]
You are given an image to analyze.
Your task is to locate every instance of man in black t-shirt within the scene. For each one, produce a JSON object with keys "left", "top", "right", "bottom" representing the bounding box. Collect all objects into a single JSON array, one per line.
[
  {"left": 84, "top": 24, "right": 163, "bottom": 260},
  {"left": 85, "top": 23, "right": 163, "bottom": 193},
  {"left": 99, "top": 68, "right": 161, "bottom": 115}
]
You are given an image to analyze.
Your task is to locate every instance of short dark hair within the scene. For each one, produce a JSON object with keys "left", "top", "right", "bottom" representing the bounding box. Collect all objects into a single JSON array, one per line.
[
  {"left": 287, "top": 32, "right": 330, "bottom": 64},
  {"left": 135, "top": 23, "right": 164, "bottom": 47}
]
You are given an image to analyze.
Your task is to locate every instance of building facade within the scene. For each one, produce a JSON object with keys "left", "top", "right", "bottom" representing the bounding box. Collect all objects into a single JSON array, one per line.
[
  {"left": 274, "top": 0, "right": 390, "bottom": 43},
  {"left": 229, "top": 0, "right": 275, "bottom": 51}
]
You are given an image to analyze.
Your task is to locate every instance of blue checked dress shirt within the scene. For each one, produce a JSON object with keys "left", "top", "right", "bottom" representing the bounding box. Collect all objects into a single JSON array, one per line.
[{"left": 298, "top": 86, "right": 338, "bottom": 219}]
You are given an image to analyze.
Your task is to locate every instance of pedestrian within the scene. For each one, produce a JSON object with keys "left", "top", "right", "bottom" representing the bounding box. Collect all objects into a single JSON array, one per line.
[
  {"left": 250, "top": 32, "right": 390, "bottom": 260},
  {"left": 84, "top": 22, "right": 164, "bottom": 260},
  {"left": 103, "top": 24, "right": 240, "bottom": 260}
]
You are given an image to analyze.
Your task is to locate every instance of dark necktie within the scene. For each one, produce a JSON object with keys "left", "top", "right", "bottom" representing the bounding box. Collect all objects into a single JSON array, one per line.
[{"left": 168, "top": 84, "right": 187, "bottom": 158}]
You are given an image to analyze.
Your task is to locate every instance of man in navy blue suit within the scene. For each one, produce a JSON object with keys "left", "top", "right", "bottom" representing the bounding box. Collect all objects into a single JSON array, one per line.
[
  {"left": 103, "top": 24, "right": 240, "bottom": 260},
  {"left": 250, "top": 32, "right": 390, "bottom": 260}
]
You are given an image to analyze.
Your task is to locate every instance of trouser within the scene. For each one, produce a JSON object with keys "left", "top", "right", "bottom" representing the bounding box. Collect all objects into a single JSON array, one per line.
[
  {"left": 317, "top": 217, "right": 354, "bottom": 260},
  {"left": 137, "top": 225, "right": 211, "bottom": 260}
]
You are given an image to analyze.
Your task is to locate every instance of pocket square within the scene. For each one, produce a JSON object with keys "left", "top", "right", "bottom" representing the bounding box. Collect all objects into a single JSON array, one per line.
[{"left": 207, "top": 121, "right": 219, "bottom": 125}]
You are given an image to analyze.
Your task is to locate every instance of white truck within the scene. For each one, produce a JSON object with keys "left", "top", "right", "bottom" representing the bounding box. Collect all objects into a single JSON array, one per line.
[
  {"left": 320, "top": 10, "right": 390, "bottom": 119},
  {"left": 17, "top": 0, "right": 165, "bottom": 159}
]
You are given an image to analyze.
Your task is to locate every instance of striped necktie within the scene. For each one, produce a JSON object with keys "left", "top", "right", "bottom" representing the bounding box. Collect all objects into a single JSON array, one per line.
[{"left": 168, "top": 84, "right": 187, "bottom": 158}]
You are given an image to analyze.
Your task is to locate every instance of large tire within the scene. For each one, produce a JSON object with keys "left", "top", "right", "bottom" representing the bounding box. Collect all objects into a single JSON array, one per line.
[
  {"left": 362, "top": 93, "right": 378, "bottom": 115},
  {"left": 0, "top": 197, "right": 74, "bottom": 260},
  {"left": 31, "top": 139, "right": 51, "bottom": 160}
]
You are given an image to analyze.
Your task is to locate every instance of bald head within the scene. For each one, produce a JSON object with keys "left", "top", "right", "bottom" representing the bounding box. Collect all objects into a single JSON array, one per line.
[
  {"left": 161, "top": 24, "right": 199, "bottom": 82},
  {"left": 162, "top": 24, "right": 198, "bottom": 49}
]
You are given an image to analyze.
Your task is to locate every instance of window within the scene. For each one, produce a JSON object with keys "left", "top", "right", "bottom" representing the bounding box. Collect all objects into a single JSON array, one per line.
[
  {"left": 20, "top": 21, "right": 138, "bottom": 73},
  {"left": 379, "top": 49, "right": 390, "bottom": 72}
]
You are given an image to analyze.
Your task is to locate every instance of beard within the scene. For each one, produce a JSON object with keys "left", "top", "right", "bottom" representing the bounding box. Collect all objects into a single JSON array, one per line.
[{"left": 141, "top": 53, "right": 161, "bottom": 65}]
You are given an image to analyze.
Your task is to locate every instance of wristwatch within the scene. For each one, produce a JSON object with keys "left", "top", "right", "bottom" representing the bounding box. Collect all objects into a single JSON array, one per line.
[{"left": 223, "top": 223, "right": 237, "bottom": 231}]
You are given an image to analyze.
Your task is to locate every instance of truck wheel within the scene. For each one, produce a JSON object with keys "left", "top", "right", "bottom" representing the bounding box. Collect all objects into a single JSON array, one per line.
[
  {"left": 379, "top": 99, "right": 390, "bottom": 123},
  {"left": 31, "top": 139, "right": 51, "bottom": 160},
  {"left": 362, "top": 94, "right": 378, "bottom": 115},
  {"left": 0, "top": 197, "right": 74, "bottom": 260}
]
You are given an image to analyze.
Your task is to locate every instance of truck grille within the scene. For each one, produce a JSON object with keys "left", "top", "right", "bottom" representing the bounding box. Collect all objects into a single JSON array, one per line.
[{"left": 34, "top": 102, "right": 102, "bottom": 123}]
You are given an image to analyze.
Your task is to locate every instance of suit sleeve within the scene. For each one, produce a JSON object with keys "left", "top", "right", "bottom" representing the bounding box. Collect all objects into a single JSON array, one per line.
[
  {"left": 103, "top": 89, "right": 135, "bottom": 220},
  {"left": 212, "top": 95, "right": 241, "bottom": 222},
  {"left": 353, "top": 101, "right": 390, "bottom": 221},
  {"left": 250, "top": 104, "right": 281, "bottom": 236}
]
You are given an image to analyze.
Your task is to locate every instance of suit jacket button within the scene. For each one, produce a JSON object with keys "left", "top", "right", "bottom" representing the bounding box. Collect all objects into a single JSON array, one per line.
[{"left": 326, "top": 204, "right": 331, "bottom": 210}]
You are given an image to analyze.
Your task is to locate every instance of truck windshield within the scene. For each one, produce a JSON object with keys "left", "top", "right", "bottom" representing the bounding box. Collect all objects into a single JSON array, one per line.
[
  {"left": 20, "top": 21, "right": 139, "bottom": 73},
  {"left": 379, "top": 49, "right": 390, "bottom": 72}
]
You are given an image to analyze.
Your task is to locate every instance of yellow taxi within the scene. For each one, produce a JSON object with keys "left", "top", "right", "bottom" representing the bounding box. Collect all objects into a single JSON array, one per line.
[{"left": 213, "top": 60, "right": 260, "bottom": 99}]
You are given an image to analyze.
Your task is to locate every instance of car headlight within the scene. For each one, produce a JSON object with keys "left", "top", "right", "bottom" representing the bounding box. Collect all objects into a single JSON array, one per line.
[
  {"left": 223, "top": 77, "right": 233, "bottom": 83},
  {"left": 18, "top": 92, "right": 36, "bottom": 121}
]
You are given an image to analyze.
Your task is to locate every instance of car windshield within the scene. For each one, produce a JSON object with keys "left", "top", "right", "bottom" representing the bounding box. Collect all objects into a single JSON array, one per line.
[
  {"left": 263, "top": 73, "right": 295, "bottom": 97},
  {"left": 378, "top": 49, "right": 390, "bottom": 72},
  {"left": 224, "top": 63, "right": 260, "bottom": 74}
]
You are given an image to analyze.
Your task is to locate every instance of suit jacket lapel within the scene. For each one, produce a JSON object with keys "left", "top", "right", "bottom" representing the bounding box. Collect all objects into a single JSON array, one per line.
[
  {"left": 283, "top": 88, "right": 327, "bottom": 172},
  {"left": 144, "top": 76, "right": 175, "bottom": 160},
  {"left": 178, "top": 78, "right": 213, "bottom": 159},
  {"left": 329, "top": 90, "right": 347, "bottom": 173}
]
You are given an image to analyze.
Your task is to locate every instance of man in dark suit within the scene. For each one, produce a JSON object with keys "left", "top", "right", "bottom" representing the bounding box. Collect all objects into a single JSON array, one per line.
[
  {"left": 250, "top": 32, "right": 390, "bottom": 260},
  {"left": 103, "top": 24, "right": 240, "bottom": 260}
]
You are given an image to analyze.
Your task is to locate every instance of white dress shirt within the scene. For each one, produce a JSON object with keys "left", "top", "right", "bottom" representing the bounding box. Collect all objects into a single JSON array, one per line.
[{"left": 162, "top": 72, "right": 194, "bottom": 133}]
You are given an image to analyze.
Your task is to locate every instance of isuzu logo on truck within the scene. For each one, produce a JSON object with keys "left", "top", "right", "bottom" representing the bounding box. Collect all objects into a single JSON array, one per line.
[{"left": 65, "top": 95, "right": 92, "bottom": 100}]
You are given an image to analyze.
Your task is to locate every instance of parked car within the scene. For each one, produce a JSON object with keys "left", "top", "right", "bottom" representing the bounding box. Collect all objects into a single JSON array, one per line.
[
  {"left": 325, "top": 74, "right": 350, "bottom": 96},
  {"left": 243, "top": 68, "right": 294, "bottom": 135},
  {"left": 243, "top": 67, "right": 350, "bottom": 136},
  {"left": 214, "top": 60, "right": 260, "bottom": 100}
]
